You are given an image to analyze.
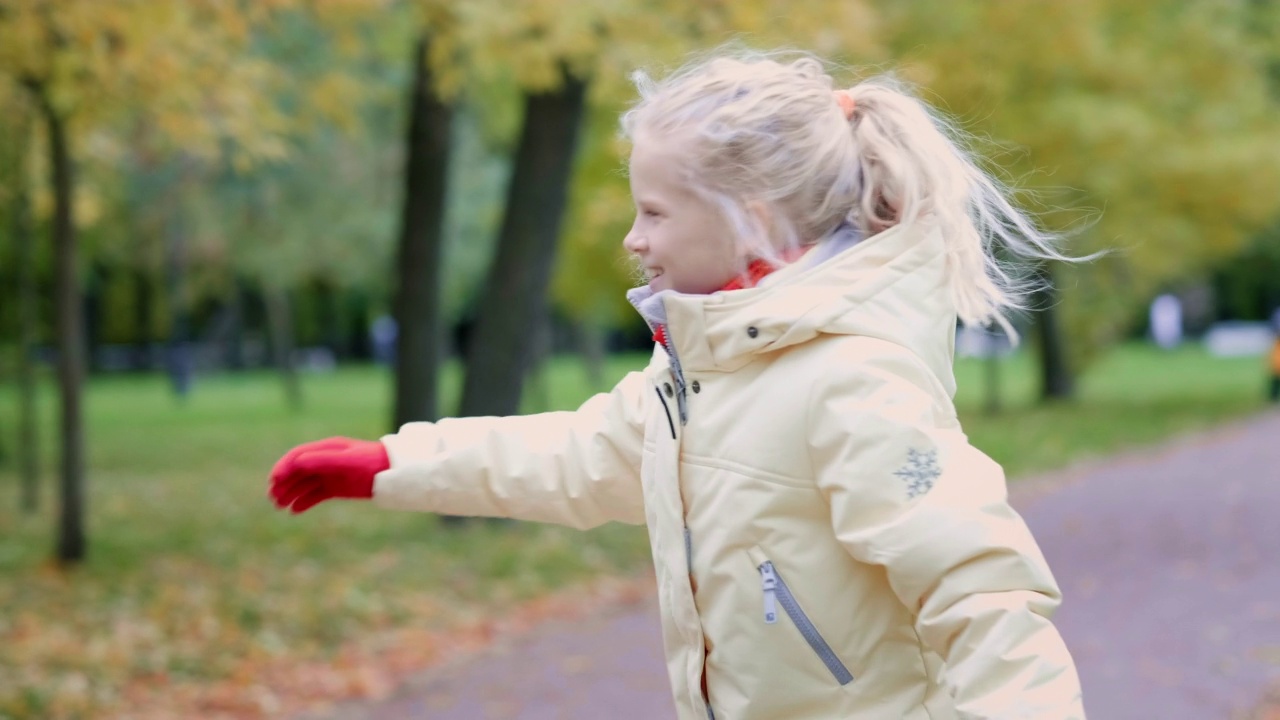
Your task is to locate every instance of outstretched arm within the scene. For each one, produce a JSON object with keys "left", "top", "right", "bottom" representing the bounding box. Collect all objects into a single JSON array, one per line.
[
  {"left": 371, "top": 370, "right": 650, "bottom": 529},
  {"left": 270, "top": 369, "right": 651, "bottom": 529}
]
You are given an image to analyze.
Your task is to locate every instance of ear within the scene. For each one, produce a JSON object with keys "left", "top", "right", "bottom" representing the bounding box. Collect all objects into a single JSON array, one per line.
[
  {"left": 745, "top": 199, "right": 772, "bottom": 233},
  {"left": 744, "top": 199, "right": 784, "bottom": 254}
]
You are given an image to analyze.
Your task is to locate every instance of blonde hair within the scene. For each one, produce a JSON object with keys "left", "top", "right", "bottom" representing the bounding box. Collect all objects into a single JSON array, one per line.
[{"left": 621, "top": 50, "right": 1075, "bottom": 334}]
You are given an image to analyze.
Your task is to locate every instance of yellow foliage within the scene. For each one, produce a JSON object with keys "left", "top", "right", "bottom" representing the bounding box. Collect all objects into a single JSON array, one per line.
[
  {"left": 0, "top": 0, "right": 317, "bottom": 189},
  {"left": 876, "top": 0, "right": 1280, "bottom": 356}
]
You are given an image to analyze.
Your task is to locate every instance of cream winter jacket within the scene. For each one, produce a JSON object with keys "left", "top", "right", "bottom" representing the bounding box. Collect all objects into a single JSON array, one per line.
[{"left": 373, "top": 222, "right": 1085, "bottom": 720}]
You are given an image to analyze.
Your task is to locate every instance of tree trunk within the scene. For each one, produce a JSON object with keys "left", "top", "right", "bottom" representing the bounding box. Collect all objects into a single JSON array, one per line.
[
  {"left": 578, "top": 317, "right": 607, "bottom": 393},
  {"left": 391, "top": 36, "right": 454, "bottom": 430},
  {"left": 459, "top": 67, "right": 588, "bottom": 418},
  {"left": 85, "top": 262, "right": 106, "bottom": 373},
  {"left": 164, "top": 205, "right": 194, "bottom": 400},
  {"left": 225, "top": 276, "right": 247, "bottom": 371},
  {"left": 36, "top": 92, "right": 87, "bottom": 564},
  {"left": 13, "top": 113, "right": 40, "bottom": 513},
  {"left": 347, "top": 291, "right": 371, "bottom": 361},
  {"left": 265, "top": 285, "right": 303, "bottom": 411},
  {"left": 1032, "top": 264, "right": 1075, "bottom": 401},
  {"left": 525, "top": 318, "right": 553, "bottom": 413},
  {"left": 317, "top": 281, "right": 344, "bottom": 359},
  {"left": 134, "top": 267, "right": 156, "bottom": 371},
  {"left": 983, "top": 327, "right": 1002, "bottom": 416}
]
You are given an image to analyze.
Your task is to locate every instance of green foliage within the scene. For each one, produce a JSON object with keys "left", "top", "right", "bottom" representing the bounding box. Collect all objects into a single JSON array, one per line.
[{"left": 1211, "top": 221, "right": 1280, "bottom": 321}]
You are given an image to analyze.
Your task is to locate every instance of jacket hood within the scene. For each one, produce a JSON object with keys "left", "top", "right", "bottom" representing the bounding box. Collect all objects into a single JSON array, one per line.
[{"left": 634, "top": 222, "right": 959, "bottom": 397}]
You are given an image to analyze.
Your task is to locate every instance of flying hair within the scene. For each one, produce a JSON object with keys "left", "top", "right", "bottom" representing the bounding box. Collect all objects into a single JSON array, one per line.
[{"left": 621, "top": 48, "right": 1087, "bottom": 337}]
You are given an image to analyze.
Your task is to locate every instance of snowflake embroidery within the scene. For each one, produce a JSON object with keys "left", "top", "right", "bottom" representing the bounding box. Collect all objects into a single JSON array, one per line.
[{"left": 893, "top": 448, "right": 942, "bottom": 499}]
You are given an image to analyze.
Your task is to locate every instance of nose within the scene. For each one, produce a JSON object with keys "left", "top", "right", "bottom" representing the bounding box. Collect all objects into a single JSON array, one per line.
[{"left": 622, "top": 221, "right": 646, "bottom": 255}]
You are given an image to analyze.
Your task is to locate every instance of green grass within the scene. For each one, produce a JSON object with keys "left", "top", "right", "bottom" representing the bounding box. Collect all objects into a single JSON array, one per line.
[
  {"left": 0, "top": 356, "right": 652, "bottom": 718},
  {"left": 0, "top": 343, "right": 1271, "bottom": 717},
  {"left": 953, "top": 344, "right": 1271, "bottom": 476}
]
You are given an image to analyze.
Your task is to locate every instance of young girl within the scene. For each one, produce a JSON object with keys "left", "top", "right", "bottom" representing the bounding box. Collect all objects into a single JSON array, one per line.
[
  {"left": 1269, "top": 333, "right": 1280, "bottom": 402},
  {"left": 269, "top": 51, "right": 1085, "bottom": 719}
]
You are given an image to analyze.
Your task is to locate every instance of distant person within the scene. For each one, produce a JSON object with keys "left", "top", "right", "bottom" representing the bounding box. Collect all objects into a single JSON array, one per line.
[
  {"left": 1149, "top": 293, "right": 1183, "bottom": 349},
  {"left": 268, "top": 51, "right": 1085, "bottom": 719},
  {"left": 369, "top": 315, "right": 397, "bottom": 365}
]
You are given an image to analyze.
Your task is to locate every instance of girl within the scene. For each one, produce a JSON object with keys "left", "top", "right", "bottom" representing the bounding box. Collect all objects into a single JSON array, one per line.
[
  {"left": 1269, "top": 332, "right": 1280, "bottom": 402},
  {"left": 269, "top": 51, "right": 1085, "bottom": 719}
]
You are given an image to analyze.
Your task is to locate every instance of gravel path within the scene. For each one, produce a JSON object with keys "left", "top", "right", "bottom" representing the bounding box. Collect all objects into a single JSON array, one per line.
[{"left": 305, "top": 410, "right": 1280, "bottom": 720}]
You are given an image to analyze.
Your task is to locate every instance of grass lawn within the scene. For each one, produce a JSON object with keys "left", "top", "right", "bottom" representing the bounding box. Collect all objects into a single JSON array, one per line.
[
  {"left": 0, "top": 343, "right": 1271, "bottom": 718},
  {"left": 953, "top": 343, "right": 1273, "bottom": 477}
]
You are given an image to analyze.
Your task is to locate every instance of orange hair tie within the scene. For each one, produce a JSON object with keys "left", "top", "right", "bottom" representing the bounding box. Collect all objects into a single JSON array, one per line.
[{"left": 834, "top": 91, "right": 856, "bottom": 121}]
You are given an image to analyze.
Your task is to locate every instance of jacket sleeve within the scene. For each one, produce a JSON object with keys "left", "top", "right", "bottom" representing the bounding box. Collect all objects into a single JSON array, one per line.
[
  {"left": 808, "top": 339, "right": 1085, "bottom": 719},
  {"left": 370, "top": 370, "right": 650, "bottom": 530}
]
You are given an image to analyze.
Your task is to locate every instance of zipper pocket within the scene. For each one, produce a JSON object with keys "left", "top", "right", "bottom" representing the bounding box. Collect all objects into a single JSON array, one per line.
[{"left": 751, "top": 553, "right": 855, "bottom": 685}]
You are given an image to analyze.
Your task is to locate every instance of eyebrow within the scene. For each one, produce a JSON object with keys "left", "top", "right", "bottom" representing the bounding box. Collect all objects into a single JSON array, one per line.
[{"left": 634, "top": 195, "right": 666, "bottom": 210}]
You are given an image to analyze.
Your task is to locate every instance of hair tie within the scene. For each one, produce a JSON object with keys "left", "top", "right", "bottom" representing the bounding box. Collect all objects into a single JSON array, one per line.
[{"left": 834, "top": 91, "right": 856, "bottom": 121}]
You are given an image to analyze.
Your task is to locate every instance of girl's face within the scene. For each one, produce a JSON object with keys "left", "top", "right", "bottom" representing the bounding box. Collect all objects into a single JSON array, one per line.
[{"left": 624, "top": 140, "right": 741, "bottom": 294}]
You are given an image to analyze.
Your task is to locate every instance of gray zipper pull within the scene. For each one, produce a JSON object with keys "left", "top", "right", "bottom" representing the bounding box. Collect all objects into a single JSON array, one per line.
[{"left": 760, "top": 562, "right": 779, "bottom": 624}]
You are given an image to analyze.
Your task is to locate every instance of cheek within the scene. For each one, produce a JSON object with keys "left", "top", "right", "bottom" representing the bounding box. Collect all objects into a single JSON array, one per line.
[
  {"left": 649, "top": 226, "right": 676, "bottom": 260},
  {"left": 701, "top": 235, "right": 740, "bottom": 272}
]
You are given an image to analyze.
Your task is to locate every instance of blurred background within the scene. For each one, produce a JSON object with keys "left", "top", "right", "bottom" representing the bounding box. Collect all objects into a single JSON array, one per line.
[{"left": 1, "top": 1, "right": 1279, "bottom": 718}]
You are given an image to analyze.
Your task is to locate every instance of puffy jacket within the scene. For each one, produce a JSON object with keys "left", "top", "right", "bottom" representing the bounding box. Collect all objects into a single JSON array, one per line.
[{"left": 373, "top": 222, "right": 1085, "bottom": 719}]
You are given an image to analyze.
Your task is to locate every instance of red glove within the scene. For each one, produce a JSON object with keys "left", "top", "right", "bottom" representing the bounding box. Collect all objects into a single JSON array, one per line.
[{"left": 268, "top": 437, "right": 389, "bottom": 514}]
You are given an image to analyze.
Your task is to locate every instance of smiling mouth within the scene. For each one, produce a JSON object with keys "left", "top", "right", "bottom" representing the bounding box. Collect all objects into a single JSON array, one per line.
[{"left": 646, "top": 269, "right": 664, "bottom": 281}]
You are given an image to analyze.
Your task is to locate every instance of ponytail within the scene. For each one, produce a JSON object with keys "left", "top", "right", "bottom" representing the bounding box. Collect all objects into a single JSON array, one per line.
[{"left": 843, "top": 79, "right": 1076, "bottom": 337}]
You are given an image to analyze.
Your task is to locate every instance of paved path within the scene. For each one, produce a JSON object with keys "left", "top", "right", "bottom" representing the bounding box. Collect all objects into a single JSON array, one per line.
[{"left": 306, "top": 411, "right": 1280, "bottom": 719}]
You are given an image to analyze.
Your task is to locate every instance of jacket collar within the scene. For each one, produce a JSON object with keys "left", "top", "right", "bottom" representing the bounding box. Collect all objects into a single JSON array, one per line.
[{"left": 627, "top": 221, "right": 958, "bottom": 397}]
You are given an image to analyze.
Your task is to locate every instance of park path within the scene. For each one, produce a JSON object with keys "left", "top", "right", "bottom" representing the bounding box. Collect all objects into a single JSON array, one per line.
[{"left": 302, "top": 410, "right": 1280, "bottom": 720}]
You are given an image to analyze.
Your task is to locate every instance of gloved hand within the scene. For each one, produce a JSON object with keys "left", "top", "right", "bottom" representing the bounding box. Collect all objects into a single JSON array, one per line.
[{"left": 268, "top": 437, "right": 389, "bottom": 514}]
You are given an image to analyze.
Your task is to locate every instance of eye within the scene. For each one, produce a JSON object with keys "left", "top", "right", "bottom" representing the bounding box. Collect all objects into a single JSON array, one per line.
[{"left": 642, "top": 208, "right": 662, "bottom": 218}]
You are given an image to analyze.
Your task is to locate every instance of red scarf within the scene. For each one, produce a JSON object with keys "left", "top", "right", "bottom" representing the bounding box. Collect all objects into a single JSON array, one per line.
[{"left": 652, "top": 258, "right": 781, "bottom": 347}]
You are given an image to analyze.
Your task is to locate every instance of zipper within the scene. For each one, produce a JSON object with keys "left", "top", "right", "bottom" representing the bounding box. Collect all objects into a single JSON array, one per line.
[
  {"left": 684, "top": 527, "right": 693, "bottom": 573},
  {"left": 756, "top": 560, "right": 855, "bottom": 685},
  {"left": 654, "top": 326, "right": 689, "bottom": 425},
  {"left": 761, "top": 562, "right": 780, "bottom": 624},
  {"left": 653, "top": 387, "right": 677, "bottom": 439}
]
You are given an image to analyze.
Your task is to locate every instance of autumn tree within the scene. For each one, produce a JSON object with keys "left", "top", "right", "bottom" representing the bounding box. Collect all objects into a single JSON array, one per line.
[
  {"left": 5, "top": 2, "right": 90, "bottom": 560},
  {"left": 178, "top": 4, "right": 396, "bottom": 410},
  {"left": 877, "top": 0, "right": 1280, "bottom": 398},
  {"left": 0, "top": 0, "right": 296, "bottom": 562}
]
